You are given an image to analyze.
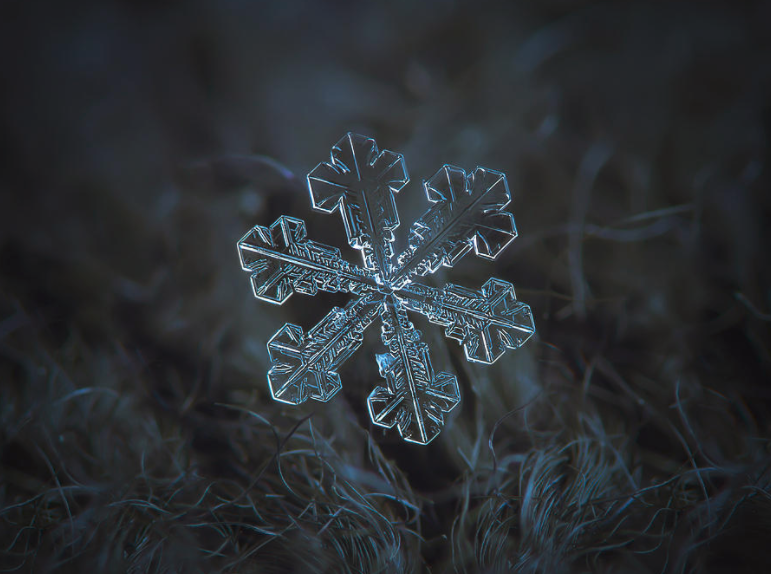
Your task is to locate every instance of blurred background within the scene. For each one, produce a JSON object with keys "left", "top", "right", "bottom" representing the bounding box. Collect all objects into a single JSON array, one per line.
[{"left": 1, "top": 1, "right": 770, "bottom": 572}]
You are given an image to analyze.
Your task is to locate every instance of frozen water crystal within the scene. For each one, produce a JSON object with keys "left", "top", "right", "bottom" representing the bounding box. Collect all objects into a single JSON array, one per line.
[{"left": 238, "top": 133, "right": 535, "bottom": 444}]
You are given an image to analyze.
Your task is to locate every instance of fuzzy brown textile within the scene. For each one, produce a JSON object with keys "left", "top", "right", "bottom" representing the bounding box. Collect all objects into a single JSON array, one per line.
[{"left": 1, "top": 1, "right": 770, "bottom": 572}]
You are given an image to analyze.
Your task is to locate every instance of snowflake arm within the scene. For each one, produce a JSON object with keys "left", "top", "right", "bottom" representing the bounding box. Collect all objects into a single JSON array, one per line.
[
  {"left": 367, "top": 297, "right": 460, "bottom": 445},
  {"left": 267, "top": 295, "right": 381, "bottom": 404},
  {"left": 238, "top": 215, "right": 379, "bottom": 303},
  {"left": 307, "top": 133, "right": 408, "bottom": 278},
  {"left": 391, "top": 166, "right": 517, "bottom": 288},
  {"left": 396, "top": 278, "right": 535, "bottom": 364}
]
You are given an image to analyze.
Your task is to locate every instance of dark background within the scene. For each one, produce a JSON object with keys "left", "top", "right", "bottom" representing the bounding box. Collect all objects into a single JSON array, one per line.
[{"left": 1, "top": 1, "right": 770, "bottom": 572}]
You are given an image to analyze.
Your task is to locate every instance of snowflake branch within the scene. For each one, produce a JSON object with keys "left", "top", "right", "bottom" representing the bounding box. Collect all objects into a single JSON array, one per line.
[
  {"left": 391, "top": 166, "right": 517, "bottom": 287},
  {"left": 307, "top": 133, "right": 408, "bottom": 278},
  {"left": 368, "top": 297, "right": 460, "bottom": 444},
  {"left": 268, "top": 295, "right": 381, "bottom": 404},
  {"left": 238, "top": 216, "right": 379, "bottom": 304},
  {"left": 397, "top": 278, "right": 535, "bottom": 364}
]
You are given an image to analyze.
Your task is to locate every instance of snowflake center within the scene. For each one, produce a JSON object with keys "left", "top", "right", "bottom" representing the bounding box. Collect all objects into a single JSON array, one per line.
[{"left": 379, "top": 280, "right": 396, "bottom": 295}]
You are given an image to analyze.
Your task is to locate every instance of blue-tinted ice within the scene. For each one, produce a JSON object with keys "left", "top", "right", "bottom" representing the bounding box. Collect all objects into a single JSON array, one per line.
[{"left": 238, "top": 133, "right": 535, "bottom": 444}]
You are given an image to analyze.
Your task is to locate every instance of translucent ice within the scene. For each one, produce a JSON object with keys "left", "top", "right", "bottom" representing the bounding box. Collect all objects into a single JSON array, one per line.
[{"left": 238, "top": 133, "right": 535, "bottom": 444}]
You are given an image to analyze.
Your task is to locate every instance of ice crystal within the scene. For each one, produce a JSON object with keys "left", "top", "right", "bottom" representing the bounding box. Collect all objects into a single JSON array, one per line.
[{"left": 238, "top": 134, "right": 535, "bottom": 444}]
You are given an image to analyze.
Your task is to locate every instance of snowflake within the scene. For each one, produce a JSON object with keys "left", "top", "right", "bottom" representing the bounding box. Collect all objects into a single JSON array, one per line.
[{"left": 238, "top": 133, "right": 535, "bottom": 444}]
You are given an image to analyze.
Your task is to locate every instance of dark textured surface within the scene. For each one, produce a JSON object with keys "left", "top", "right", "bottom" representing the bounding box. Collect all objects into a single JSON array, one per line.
[{"left": 1, "top": 1, "right": 770, "bottom": 572}]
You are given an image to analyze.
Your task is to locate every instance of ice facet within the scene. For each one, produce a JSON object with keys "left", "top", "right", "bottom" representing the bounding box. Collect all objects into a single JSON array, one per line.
[{"left": 239, "top": 133, "right": 534, "bottom": 444}]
